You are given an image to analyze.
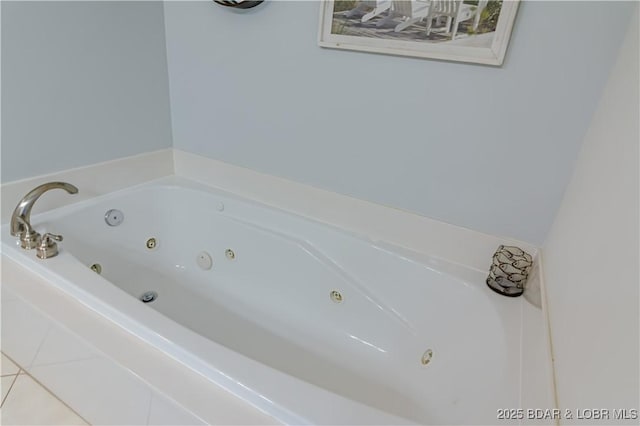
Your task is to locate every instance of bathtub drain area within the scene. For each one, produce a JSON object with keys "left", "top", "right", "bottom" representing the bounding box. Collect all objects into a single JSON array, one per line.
[{"left": 140, "top": 291, "right": 158, "bottom": 303}]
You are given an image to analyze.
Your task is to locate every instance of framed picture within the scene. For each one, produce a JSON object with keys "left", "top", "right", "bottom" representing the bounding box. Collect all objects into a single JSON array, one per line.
[{"left": 318, "top": 0, "right": 519, "bottom": 66}]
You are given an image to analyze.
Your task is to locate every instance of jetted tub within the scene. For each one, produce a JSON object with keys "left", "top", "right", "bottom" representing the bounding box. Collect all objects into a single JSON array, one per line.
[{"left": 1, "top": 176, "right": 523, "bottom": 425}]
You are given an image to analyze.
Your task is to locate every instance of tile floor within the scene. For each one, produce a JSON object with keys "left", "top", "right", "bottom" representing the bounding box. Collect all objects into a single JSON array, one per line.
[{"left": 1, "top": 352, "right": 88, "bottom": 425}]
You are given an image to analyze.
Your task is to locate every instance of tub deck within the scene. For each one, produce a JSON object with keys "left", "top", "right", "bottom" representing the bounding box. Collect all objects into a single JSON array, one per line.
[{"left": 2, "top": 176, "right": 524, "bottom": 424}]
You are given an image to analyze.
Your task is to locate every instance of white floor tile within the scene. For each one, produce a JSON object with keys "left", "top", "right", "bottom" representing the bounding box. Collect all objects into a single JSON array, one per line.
[
  {"left": 1, "top": 354, "right": 20, "bottom": 376},
  {"left": 0, "top": 374, "right": 86, "bottom": 425},
  {"left": 1, "top": 375, "right": 17, "bottom": 405},
  {"left": 1, "top": 299, "right": 51, "bottom": 368},
  {"left": 29, "top": 356, "right": 152, "bottom": 425},
  {"left": 148, "top": 391, "right": 207, "bottom": 425},
  {"left": 31, "top": 324, "right": 100, "bottom": 367},
  {"left": 1, "top": 286, "right": 19, "bottom": 303}
]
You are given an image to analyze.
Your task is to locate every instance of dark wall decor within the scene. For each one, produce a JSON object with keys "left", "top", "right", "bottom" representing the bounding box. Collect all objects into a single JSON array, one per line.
[
  {"left": 213, "top": 0, "right": 264, "bottom": 9},
  {"left": 486, "top": 245, "right": 533, "bottom": 297}
]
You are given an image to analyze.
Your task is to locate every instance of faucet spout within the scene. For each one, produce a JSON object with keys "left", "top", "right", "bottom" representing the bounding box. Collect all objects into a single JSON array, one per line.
[{"left": 10, "top": 182, "right": 79, "bottom": 238}]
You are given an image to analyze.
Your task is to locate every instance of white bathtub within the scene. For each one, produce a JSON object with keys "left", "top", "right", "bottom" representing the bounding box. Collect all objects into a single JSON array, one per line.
[{"left": 1, "top": 176, "right": 523, "bottom": 425}]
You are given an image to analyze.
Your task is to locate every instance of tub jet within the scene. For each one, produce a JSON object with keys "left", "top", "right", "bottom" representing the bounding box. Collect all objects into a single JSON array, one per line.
[
  {"left": 140, "top": 291, "right": 158, "bottom": 303},
  {"left": 421, "top": 349, "right": 433, "bottom": 366},
  {"left": 104, "top": 209, "right": 124, "bottom": 226},
  {"left": 330, "top": 290, "right": 343, "bottom": 303}
]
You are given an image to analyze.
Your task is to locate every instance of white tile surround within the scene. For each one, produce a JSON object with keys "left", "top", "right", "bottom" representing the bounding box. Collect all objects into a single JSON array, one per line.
[
  {"left": 1, "top": 355, "right": 88, "bottom": 426},
  {"left": 0, "top": 149, "right": 555, "bottom": 424}
]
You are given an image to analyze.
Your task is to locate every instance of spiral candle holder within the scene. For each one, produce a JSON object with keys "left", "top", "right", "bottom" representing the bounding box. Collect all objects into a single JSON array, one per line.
[{"left": 486, "top": 245, "right": 533, "bottom": 297}]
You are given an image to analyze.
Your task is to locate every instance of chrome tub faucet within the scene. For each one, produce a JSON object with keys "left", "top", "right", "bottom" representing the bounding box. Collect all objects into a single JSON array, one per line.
[{"left": 10, "top": 182, "right": 78, "bottom": 256}]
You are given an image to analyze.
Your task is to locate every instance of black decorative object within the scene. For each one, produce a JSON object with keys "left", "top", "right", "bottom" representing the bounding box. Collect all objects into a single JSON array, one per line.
[
  {"left": 486, "top": 245, "right": 533, "bottom": 297},
  {"left": 213, "top": 0, "right": 264, "bottom": 9}
]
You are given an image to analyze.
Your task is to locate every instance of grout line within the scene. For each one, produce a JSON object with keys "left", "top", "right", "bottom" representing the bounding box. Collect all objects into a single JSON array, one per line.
[
  {"left": 518, "top": 296, "right": 524, "bottom": 426},
  {"left": 27, "top": 354, "right": 102, "bottom": 370},
  {"left": 1, "top": 352, "right": 22, "bottom": 376},
  {"left": 537, "top": 253, "right": 560, "bottom": 426},
  {"left": 1, "top": 352, "right": 18, "bottom": 364},
  {"left": 17, "top": 368, "right": 92, "bottom": 425},
  {"left": 2, "top": 353, "right": 91, "bottom": 423},
  {"left": 0, "top": 372, "right": 19, "bottom": 408},
  {"left": 145, "top": 388, "right": 154, "bottom": 425},
  {"left": 28, "top": 323, "right": 54, "bottom": 368}
]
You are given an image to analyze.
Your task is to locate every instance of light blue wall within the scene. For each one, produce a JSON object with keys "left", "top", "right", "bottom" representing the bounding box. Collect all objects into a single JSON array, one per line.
[
  {"left": 164, "top": 1, "right": 634, "bottom": 245},
  {"left": 1, "top": 1, "right": 172, "bottom": 182},
  {"left": 2, "top": 1, "right": 633, "bottom": 244}
]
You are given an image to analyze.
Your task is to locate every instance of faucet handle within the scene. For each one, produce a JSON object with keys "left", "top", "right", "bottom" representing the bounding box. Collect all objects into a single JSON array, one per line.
[
  {"left": 42, "top": 233, "right": 63, "bottom": 242},
  {"left": 36, "top": 233, "right": 63, "bottom": 259}
]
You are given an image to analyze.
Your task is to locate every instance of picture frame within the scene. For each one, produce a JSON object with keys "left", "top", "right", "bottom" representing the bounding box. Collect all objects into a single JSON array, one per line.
[{"left": 318, "top": 0, "right": 520, "bottom": 66}]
